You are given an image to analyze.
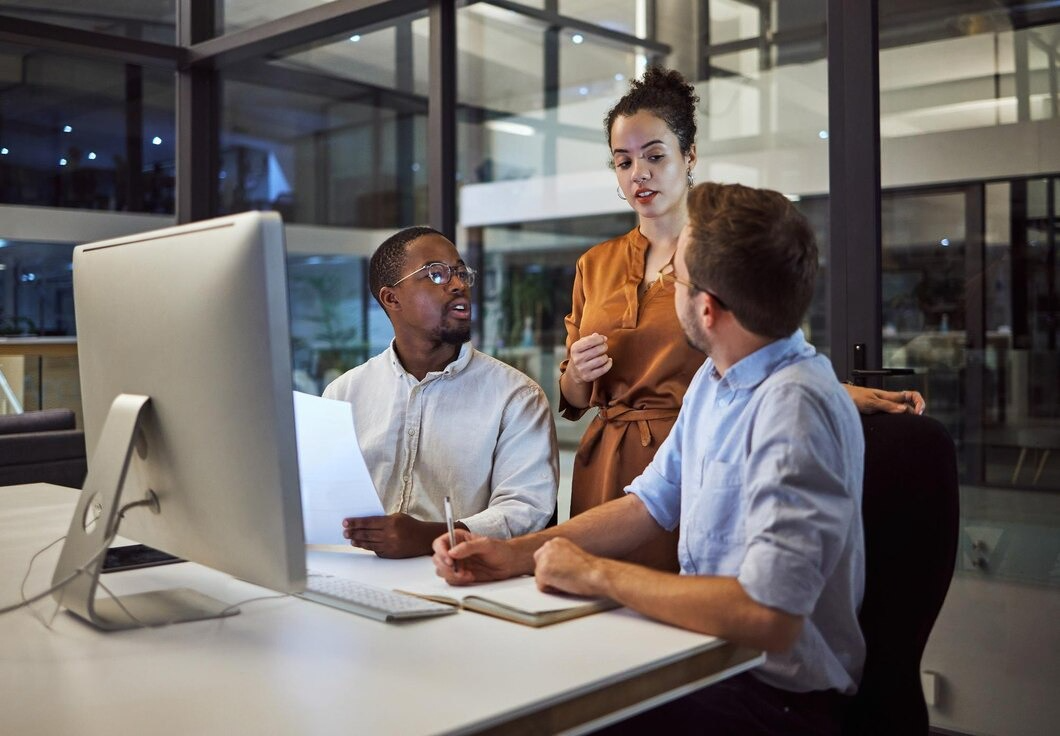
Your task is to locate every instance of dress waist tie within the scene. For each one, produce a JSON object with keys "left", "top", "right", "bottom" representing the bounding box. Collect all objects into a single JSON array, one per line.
[{"left": 594, "top": 403, "right": 679, "bottom": 448}]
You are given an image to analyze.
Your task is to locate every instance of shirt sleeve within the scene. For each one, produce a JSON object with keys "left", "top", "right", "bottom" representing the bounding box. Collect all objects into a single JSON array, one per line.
[
  {"left": 624, "top": 389, "right": 690, "bottom": 532},
  {"left": 459, "top": 383, "right": 559, "bottom": 538},
  {"left": 737, "top": 383, "right": 860, "bottom": 617},
  {"left": 558, "top": 256, "right": 588, "bottom": 421}
]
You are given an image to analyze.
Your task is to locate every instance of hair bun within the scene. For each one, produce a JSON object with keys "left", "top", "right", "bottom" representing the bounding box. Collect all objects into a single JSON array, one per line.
[{"left": 605, "top": 66, "right": 699, "bottom": 155}]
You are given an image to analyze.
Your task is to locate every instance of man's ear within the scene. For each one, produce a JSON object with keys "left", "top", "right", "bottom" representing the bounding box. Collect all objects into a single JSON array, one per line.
[
  {"left": 700, "top": 291, "right": 723, "bottom": 328},
  {"left": 379, "top": 286, "right": 401, "bottom": 313}
]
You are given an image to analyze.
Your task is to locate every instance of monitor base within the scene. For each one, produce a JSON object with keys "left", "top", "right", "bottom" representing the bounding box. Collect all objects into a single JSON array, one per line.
[{"left": 50, "top": 393, "right": 241, "bottom": 631}]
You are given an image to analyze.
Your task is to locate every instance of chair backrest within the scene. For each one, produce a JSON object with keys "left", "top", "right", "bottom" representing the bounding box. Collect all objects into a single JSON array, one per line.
[
  {"left": 0, "top": 408, "right": 76, "bottom": 435},
  {"left": 843, "top": 412, "right": 959, "bottom": 736}
]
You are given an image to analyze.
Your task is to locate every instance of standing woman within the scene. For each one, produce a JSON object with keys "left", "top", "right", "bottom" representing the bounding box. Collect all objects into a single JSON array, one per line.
[
  {"left": 559, "top": 67, "right": 701, "bottom": 571},
  {"left": 559, "top": 67, "right": 921, "bottom": 571}
]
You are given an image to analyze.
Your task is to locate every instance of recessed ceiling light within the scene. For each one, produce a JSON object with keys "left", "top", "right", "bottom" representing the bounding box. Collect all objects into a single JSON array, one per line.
[
  {"left": 152, "top": 136, "right": 162, "bottom": 145},
  {"left": 572, "top": 33, "right": 584, "bottom": 44}
]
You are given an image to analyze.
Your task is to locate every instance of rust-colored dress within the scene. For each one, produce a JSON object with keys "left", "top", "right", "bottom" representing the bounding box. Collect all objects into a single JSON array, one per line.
[{"left": 560, "top": 228, "right": 705, "bottom": 571}]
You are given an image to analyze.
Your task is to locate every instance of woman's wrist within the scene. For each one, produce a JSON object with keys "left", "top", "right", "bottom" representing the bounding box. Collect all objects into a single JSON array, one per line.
[{"left": 560, "top": 370, "right": 591, "bottom": 408}]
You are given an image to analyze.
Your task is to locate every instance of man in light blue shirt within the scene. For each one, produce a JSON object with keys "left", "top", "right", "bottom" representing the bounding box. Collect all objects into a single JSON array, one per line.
[{"left": 433, "top": 182, "right": 865, "bottom": 734}]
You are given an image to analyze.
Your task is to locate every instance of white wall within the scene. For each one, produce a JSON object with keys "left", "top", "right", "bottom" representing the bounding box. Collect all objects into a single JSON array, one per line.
[{"left": 924, "top": 575, "right": 1060, "bottom": 735}]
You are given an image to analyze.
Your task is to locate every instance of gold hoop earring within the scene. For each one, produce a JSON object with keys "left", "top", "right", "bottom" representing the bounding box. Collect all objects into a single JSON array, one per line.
[{"left": 617, "top": 186, "right": 627, "bottom": 201}]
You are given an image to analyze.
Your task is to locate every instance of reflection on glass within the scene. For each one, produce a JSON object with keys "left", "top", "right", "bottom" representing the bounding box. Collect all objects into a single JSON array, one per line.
[
  {"left": 458, "top": 0, "right": 832, "bottom": 395},
  {"left": 709, "top": 0, "right": 761, "bottom": 45},
  {"left": 0, "top": 241, "right": 76, "bottom": 337},
  {"left": 0, "top": 1, "right": 176, "bottom": 43},
  {"left": 880, "top": 23, "right": 1060, "bottom": 137},
  {"left": 561, "top": 0, "right": 639, "bottom": 37},
  {"left": 288, "top": 254, "right": 377, "bottom": 396},
  {"left": 221, "top": 0, "right": 330, "bottom": 34},
  {"left": 218, "top": 17, "right": 428, "bottom": 227},
  {"left": 0, "top": 44, "right": 175, "bottom": 213},
  {"left": 879, "top": 11, "right": 1060, "bottom": 500}
]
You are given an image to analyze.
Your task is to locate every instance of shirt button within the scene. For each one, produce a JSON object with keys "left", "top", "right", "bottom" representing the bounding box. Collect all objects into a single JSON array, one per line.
[
  {"left": 402, "top": 475, "right": 409, "bottom": 482},
  {"left": 408, "top": 429, "right": 415, "bottom": 436}
]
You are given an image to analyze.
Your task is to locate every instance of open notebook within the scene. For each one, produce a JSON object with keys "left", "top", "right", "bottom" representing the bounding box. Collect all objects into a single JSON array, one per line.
[{"left": 396, "top": 575, "right": 618, "bottom": 628}]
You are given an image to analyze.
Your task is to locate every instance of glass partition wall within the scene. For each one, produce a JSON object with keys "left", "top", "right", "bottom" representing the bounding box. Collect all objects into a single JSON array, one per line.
[
  {"left": 1, "top": 3, "right": 1058, "bottom": 734},
  {"left": 876, "top": 4, "right": 1060, "bottom": 735}
]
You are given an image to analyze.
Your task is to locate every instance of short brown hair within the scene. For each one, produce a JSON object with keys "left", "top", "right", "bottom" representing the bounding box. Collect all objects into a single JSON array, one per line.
[{"left": 684, "top": 182, "right": 818, "bottom": 339}]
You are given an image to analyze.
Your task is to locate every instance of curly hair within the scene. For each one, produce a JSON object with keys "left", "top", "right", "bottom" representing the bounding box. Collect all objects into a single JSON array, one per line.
[
  {"left": 684, "top": 182, "right": 818, "bottom": 339},
  {"left": 369, "top": 225, "right": 445, "bottom": 307},
  {"left": 604, "top": 66, "right": 699, "bottom": 161}
]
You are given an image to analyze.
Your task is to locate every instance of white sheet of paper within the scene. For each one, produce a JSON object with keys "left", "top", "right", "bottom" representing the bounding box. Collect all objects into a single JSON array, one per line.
[{"left": 293, "top": 391, "right": 384, "bottom": 544}]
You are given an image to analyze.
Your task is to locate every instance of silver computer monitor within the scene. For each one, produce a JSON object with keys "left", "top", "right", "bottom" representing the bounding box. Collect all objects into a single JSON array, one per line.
[{"left": 52, "top": 211, "right": 306, "bottom": 630}]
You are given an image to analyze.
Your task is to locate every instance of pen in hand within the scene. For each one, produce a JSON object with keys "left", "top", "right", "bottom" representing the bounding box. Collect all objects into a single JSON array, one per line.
[{"left": 444, "top": 495, "right": 460, "bottom": 573}]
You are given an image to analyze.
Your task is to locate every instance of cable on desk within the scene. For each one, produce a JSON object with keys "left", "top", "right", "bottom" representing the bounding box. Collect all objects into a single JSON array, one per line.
[
  {"left": 1, "top": 497, "right": 144, "bottom": 618},
  {"left": 4, "top": 495, "right": 294, "bottom": 629}
]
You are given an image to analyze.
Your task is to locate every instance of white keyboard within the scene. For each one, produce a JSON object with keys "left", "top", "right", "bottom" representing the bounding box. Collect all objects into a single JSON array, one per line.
[{"left": 299, "top": 571, "right": 456, "bottom": 622}]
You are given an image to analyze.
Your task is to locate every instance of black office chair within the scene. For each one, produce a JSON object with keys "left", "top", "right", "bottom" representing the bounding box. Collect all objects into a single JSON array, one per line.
[{"left": 843, "top": 412, "right": 959, "bottom": 735}]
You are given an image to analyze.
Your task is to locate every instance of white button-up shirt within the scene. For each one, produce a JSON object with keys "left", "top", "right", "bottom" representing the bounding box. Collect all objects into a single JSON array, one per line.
[{"left": 323, "top": 341, "right": 558, "bottom": 538}]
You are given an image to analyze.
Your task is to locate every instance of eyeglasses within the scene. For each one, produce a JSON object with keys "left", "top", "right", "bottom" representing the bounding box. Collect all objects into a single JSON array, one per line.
[
  {"left": 657, "top": 270, "right": 728, "bottom": 310},
  {"left": 391, "top": 262, "right": 477, "bottom": 289}
]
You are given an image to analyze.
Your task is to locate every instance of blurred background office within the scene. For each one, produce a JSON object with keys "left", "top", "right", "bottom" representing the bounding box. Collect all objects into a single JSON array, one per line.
[{"left": 0, "top": 2, "right": 1056, "bottom": 734}]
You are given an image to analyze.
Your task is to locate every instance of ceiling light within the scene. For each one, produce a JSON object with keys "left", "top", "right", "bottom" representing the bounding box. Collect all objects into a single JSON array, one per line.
[
  {"left": 59, "top": 158, "right": 67, "bottom": 166},
  {"left": 152, "top": 136, "right": 162, "bottom": 145},
  {"left": 571, "top": 33, "right": 584, "bottom": 44},
  {"left": 486, "top": 120, "right": 535, "bottom": 137},
  {"left": 818, "top": 130, "right": 829, "bottom": 140},
  {"left": 88, "top": 152, "right": 97, "bottom": 160},
  {"left": 349, "top": 34, "right": 361, "bottom": 42},
  {"left": 63, "top": 125, "right": 73, "bottom": 133}
]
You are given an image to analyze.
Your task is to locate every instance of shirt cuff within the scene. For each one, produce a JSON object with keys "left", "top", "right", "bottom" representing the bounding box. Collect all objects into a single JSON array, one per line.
[
  {"left": 557, "top": 380, "right": 588, "bottom": 421},
  {"left": 459, "top": 505, "right": 551, "bottom": 540},
  {"left": 738, "top": 539, "right": 825, "bottom": 617}
]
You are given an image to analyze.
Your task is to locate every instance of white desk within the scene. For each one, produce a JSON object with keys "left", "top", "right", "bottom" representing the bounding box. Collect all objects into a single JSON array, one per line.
[{"left": 0, "top": 484, "right": 762, "bottom": 735}]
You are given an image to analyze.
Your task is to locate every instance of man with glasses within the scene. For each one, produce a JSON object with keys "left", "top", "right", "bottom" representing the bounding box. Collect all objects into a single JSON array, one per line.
[
  {"left": 433, "top": 184, "right": 865, "bottom": 735},
  {"left": 324, "top": 226, "right": 558, "bottom": 559}
]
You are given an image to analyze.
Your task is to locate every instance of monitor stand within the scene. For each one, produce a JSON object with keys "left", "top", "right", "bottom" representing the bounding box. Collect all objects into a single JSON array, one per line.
[{"left": 51, "top": 394, "right": 238, "bottom": 630}]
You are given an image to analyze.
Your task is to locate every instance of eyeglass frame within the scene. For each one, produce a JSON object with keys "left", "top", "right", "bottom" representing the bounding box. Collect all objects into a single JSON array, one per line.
[
  {"left": 657, "top": 269, "right": 729, "bottom": 311},
  {"left": 389, "top": 261, "right": 477, "bottom": 289}
]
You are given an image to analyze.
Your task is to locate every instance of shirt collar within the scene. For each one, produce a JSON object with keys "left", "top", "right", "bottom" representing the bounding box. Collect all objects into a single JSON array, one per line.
[
  {"left": 385, "top": 339, "right": 474, "bottom": 380},
  {"left": 705, "top": 330, "right": 815, "bottom": 391}
]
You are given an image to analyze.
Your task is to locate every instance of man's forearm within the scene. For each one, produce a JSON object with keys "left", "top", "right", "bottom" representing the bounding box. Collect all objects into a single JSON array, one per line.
[
  {"left": 511, "top": 494, "right": 663, "bottom": 564},
  {"left": 594, "top": 561, "right": 803, "bottom": 653}
]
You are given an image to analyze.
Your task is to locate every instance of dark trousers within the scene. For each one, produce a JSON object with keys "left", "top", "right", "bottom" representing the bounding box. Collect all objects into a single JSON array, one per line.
[{"left": 592, "top": 672, "right": 851, "bottom": 736}]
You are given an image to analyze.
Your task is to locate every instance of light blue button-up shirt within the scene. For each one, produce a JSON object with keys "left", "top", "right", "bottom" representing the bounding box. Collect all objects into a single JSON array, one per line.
[{"left": 629, "top": 330, "right": 865, "bottom": 694}]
